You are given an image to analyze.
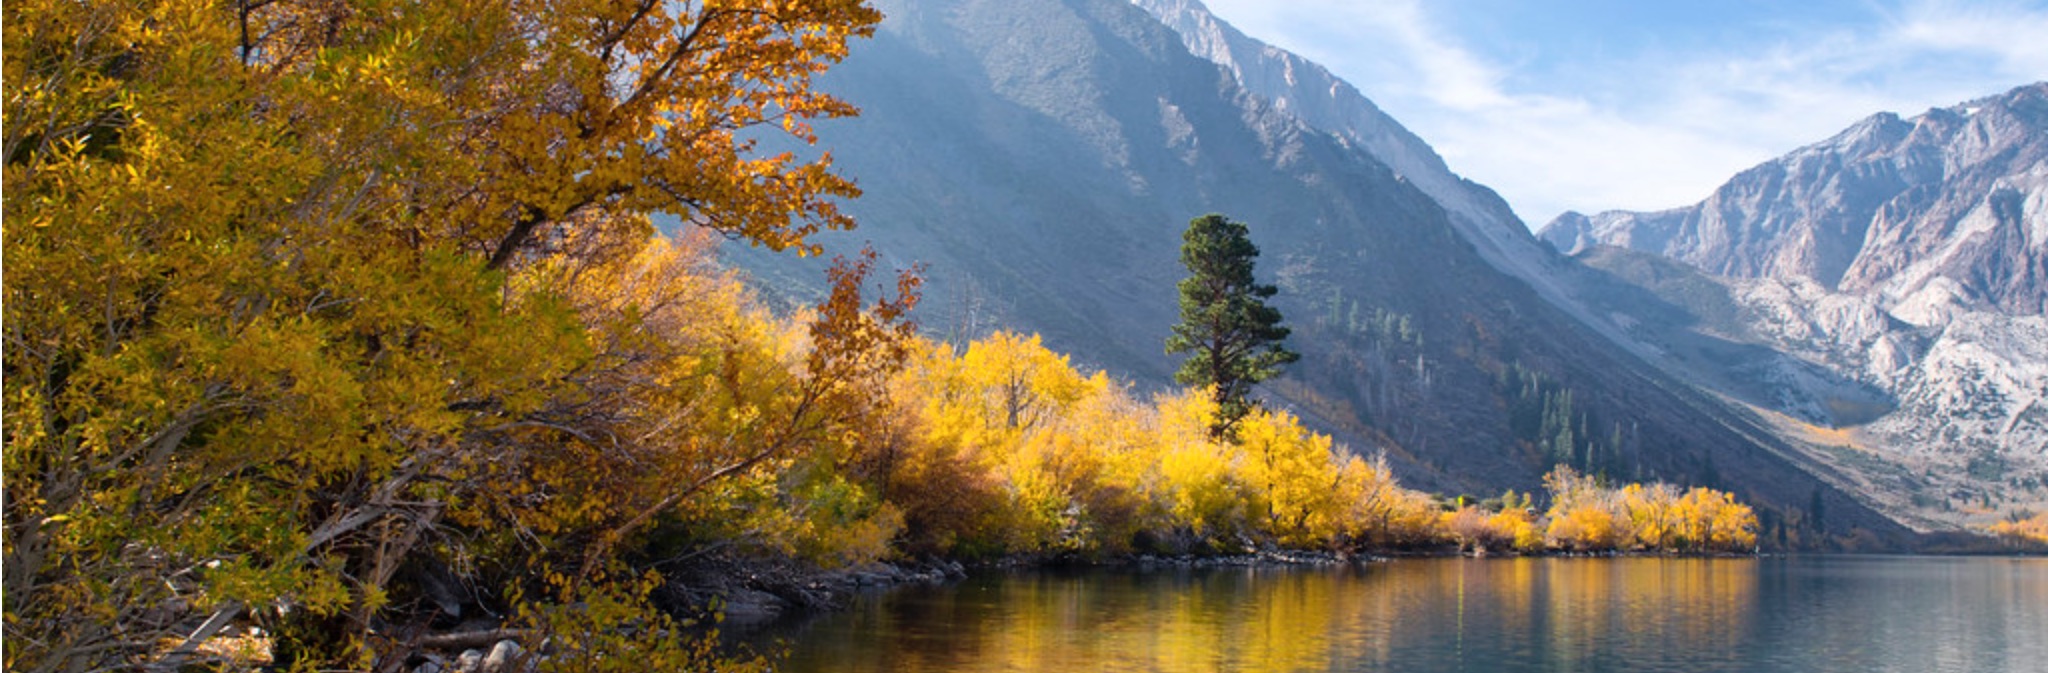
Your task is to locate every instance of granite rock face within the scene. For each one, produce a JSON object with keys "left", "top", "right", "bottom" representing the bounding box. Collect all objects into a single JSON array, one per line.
[
  {"left": 1545, "top": 84, "right": 2048, "bottom": 530},
  {"left": 1542, "top": 83, "right": 2048, "bottom": 317}
]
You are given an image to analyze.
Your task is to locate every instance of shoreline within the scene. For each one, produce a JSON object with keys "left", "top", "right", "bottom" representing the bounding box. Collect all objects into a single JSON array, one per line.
[
  {"left": 390, "top": 545, "right": 2043, "bottom": 672},
  {"left": 684, "top": 544, "right": 1779, "bottom": 626},
  {"left": 690, "top": 542, "right": 2037, "bottom": 626}
]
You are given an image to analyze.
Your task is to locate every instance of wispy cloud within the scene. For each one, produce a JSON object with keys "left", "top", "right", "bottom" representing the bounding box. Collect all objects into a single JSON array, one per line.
[
  {"left": 1892, "top": 0, "right": 2048, "bottom": 71},
  {"left": 1195, "top": 0, "right": 2048, "bottom": 227}
]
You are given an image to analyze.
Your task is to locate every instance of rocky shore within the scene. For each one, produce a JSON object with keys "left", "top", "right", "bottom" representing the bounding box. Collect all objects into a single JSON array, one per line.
[
  {"left": 661, "top": 548, "right": 1391, "bottom": 628},
  {"left": 386, "top": 557, "right": 966, "bottom": 673},
  {"left": 665, "top": 556, "right": 971, "bottom": 625}
]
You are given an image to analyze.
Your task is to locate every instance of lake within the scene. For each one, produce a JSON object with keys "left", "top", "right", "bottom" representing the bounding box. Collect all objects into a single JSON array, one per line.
[{"left": 744, "top": 556, "right": 2048, "bottom": 673}]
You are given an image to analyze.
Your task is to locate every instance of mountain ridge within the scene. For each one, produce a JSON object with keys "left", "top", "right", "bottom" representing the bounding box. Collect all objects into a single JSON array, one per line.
[
  {"left": 1541, "top": 82, "right": 2048, "bottom": 317},
  {"left": 708, "top": 0, "right": 1914, "bottom": 546},
  {"left": 1130, "top": 0, "right": 1590, "bottom": 325},
  {"left": 1541, "top": 83, "right": 2048, "bottom": 532}
]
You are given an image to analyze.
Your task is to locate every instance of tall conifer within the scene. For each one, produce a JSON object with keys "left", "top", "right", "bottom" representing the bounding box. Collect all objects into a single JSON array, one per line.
[{"left": 1166, "top": 213, "right": 1299, "bottom": 437}]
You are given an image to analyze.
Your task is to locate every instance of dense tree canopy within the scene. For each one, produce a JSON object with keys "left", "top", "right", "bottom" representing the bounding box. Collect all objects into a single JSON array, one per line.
[
  {"left": 4, "top": 0, "right": 882, "bottom": 669},
  {"left": 1166, "top": 213, "right": 1299, "bottom": 437}
]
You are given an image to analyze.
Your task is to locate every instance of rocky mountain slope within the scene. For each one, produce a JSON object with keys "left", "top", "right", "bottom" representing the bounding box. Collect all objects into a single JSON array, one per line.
[
  {"left": 1543, "top": 83, "right": 2048, "bottom": 317},
  {"left": 1128, "top": 0, "right": 1530, "bottom": 262},
  {"left": 1541, "top": 84, "right": 2048, "bottom": 531},
  {"left": 1130, "top": 0, "right": 1625, "bottom": 343},
  {"left": 708, "top": 0, "right": 1912, "bottom": 547}
]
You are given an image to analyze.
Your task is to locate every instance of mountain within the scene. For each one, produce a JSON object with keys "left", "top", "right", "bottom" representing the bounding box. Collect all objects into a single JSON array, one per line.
[
  {"left": 1130, "top": 0, "right": 1618, "bottom": 338},
  {"left": 1540, "top": 84, "right": 2048, "bottom": 532},
  {"left": 1542, "top": 83, "right": 2048, "bottom": 317},
  {"left": 1128, "top": 0, "right": 1530, "bottom": 262},
  {"left": 708, "top": 0, "right": 1913, "bottom": 546}
]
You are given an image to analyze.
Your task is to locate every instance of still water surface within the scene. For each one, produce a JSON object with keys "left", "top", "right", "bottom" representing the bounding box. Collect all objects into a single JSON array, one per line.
[{"left": 748, "top": 556, "right": 2047, "bottom": 673}]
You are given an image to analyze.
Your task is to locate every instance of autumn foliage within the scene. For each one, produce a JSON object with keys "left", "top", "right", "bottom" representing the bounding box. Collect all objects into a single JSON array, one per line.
[
  {"left": 867, "top": 331, "right": 1423, "bottom": 557},
  {"left": 3, "top": 0, "right": 1767, "bottom": 670},
  {"left": 832, "top": 325, "right": 1759, "bottom": 560},
  {"left": 1539, "top": 467, "right": 1759, "bottom": 554},
  {"left": 5, "top": 0, "right": 882, "bottom": 669},
  {"left": 1986, "top": 510, "right": 2048, "bottom": 546}
]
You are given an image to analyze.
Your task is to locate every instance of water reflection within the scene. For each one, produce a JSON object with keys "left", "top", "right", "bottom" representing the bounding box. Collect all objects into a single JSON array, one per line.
[{"left": 752, "top": 557, "right": 2048, "bottom": 673}]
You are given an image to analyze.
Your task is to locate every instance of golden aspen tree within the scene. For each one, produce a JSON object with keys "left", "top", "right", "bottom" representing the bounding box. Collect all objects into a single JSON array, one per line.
[
  {"left": 1330, "top": 452, "right": 1440, "bottom": 547},
  {"left": 509, "top": 236, "right": 915, "bottom": 573},
  {"left": 1987, "top": 511, "right": 2048, "bottom": 546},
  {"left": 1619, "top": 483, "right": 1679, "bottom": 550},
  {"left": 958, "top": 331, "right": 1096, "bottom": 432},
  {"left": 1054, "top": 387, "right": 1157, "bottom": 553},
  {"left": 1151, "top": 390, "right": 1249, "bottom": 544},
  {"left": 1542, "top": 466, "right": 1618, "bottom": 551},
  {"left": 1485, "top": 506, "right": 1544, "bottom": 552},
  {"left": 1548, "top": 506, "right": 1623, "bottom": 551},
  {"left": 1535, "top": 467, "right": 1757, "bottom": 553},
  {"left": 868, "top": 337, "right": 992, "bottom": 554},
  {"left": 1684, "top": 487, "right": 1759, "bottom": 552},
  {"left": 4, "top": 0, "right": 882, "bottom": 669},
  {"left": 1383, "top": 489, "right": 1451, "bottom": 547},
  {"left": 1236, "top": 409, "right": 1340, "bottom": 545}
]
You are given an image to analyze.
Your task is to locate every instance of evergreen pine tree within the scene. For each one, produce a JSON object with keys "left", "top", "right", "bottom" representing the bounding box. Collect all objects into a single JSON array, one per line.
[{"left": 1166, "top": 213, "right": 1300, "bottom": 437}]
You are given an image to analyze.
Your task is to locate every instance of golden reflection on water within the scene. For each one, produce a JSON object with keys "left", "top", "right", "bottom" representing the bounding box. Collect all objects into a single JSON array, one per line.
[
  {"left": 773, "top": 557, "right": 1770, "bottom": 673},
  {"left": 764, "top": 557, "right": 2048, "bottom": 672},
  {"left": 1539, "top": 558, "right": 1756, "bottom": 669}
]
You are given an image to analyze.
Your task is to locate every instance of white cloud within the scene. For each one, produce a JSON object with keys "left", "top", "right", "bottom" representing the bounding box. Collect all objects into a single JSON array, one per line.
[
  {"left": 1193, "top": 0, "right": 2048, "bottom": 227},
  {"left": 1893, "top": 0, "right": 2048, "bottom": 72},
  {"left": 1206, "top": 0, "right": 1510, "bottom": 110}
]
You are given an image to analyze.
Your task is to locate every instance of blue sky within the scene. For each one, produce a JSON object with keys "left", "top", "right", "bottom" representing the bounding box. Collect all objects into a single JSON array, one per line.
[{"left": 1196, "top": 0, "right": 2048, "bottom": 227}]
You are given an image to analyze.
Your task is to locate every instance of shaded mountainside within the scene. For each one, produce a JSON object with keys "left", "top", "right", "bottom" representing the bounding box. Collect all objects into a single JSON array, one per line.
[
  {"left": 1541, "top": 85, "right": 2048, "bottom": 533},
  {"left": 707, "top": 0, "right": 1910, "bottom": 546},
  {"left": 1542, "top": 82, "right": 2048, "bottom": 317},
  {"left": 1129, "top": 0, "right": 1537, "bottom": 266},
  {"left": 1130, "top": 0, "right": 1612, "bottom": 344}
]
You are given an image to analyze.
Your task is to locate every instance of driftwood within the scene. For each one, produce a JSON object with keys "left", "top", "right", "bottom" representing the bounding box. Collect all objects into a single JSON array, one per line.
[
  {"left": 412, "top": 628, "right": 534, "bottom": 651},
  {"left": 147, "top": 606, "right": 245, "bottom": 672}
]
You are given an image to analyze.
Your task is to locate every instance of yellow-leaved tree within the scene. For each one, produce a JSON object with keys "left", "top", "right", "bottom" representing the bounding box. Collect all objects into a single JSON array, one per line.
[
  {"left": 1236, "top": 408, "right": 1342, "bottom": 546},
  {"left": 1988, "top": 510, "right": 2048, "bottom": 546},
  {"left": 3, "top": 0, "right": 885, "bottom": 669},
  {"left": 1540, "top": 466, "right": 1756, "bottom": 553}
]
